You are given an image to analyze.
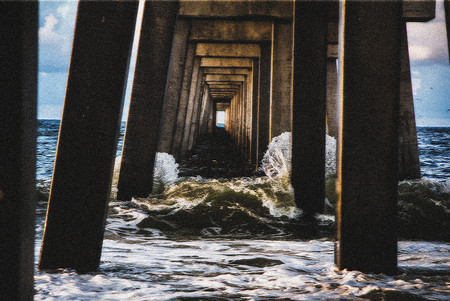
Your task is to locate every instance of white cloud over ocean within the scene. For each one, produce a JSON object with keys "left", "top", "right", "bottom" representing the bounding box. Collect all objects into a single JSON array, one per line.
[
  {"left": 39, "top": 1, "right": 77, "bottom": 72},
  {"left": 407, "top": 0, "right": 449, "bottom": 64}
]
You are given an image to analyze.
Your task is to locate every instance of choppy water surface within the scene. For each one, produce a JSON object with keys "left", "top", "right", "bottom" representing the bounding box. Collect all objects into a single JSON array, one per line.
[{"left": 35, "top": 121, "right": 450, "bottom": 300}]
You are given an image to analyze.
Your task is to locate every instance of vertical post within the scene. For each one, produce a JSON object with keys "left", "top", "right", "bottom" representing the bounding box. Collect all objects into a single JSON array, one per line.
[
  {"left": 117, "top": 0, "right": 179, "bottom": 201},
  {"left": 326, "top": 58, "right": 338, "bottom": 138},
  {"left": 172, "top": 43, "right": 196, "bottom": 159},
  {"left": 0, "top": 2, "right": 37, "bottom": 299},
  {"left": 188, "top": 70, "right": 205, "bottom": 152},
  {"left": 258, "top": 44, "right": 272, "bottom": 162},
  {"left": 212, "top": 103, "right": 217, "bottom": 134},
  {"left": 270, "top": 23, "right": 293, "bottom": 140},
  {"left": 252, "top": 59, "right": 260, "bottom": 166},
  {"left": 39, "top": 1, "right": 139, "bottom": 272},
  {"left": 291, "top": 1, "right": 329, "bottom": 216},
  {"left": 398, "top": 22, "right": 421, "bottom": 180},
  {"left": 336, "top": 0, "right": 401, "bottom": 274},
  {"left": 158, "top": 18, "right": 191, "bottom": 154},
  {"left": 181, "top": 58, "right": 201, "bottom": 156}
]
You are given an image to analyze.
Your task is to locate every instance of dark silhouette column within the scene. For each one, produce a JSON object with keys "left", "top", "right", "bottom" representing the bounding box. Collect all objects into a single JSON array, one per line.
[
  {"left": 336, "top": 0, "right": 402, "bottom": 274},
  {"left": 398, "top": 22, "right": 421, "bottom": 180},
  {"left": 117, "top": 0, "right": 179, "bottom": 201},
  {"left": 39, "top": 1, "right": 139, "bottom": 272},
  {"left": 326, "top": 58, "right": 338, "bottom": 138},
  {"left": 0, "top": 2, "right": 37, "bottom": 299},
  {"left": 291, "top": 1, "right": 329, "bottom": 216}
]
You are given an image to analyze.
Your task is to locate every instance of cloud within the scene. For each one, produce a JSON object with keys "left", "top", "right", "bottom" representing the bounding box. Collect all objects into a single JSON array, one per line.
[
  {"left": 411, "top": 77, "right": 421, "bottom": 95},
  {"left": 39, "top": 14, "right": 69, "bottom": 50},
  {"left": 39, "top": 1, "right": 77, "bottom": 72},
  {"left": 407, "top": 0, "right": 449, "bottom": 64}
]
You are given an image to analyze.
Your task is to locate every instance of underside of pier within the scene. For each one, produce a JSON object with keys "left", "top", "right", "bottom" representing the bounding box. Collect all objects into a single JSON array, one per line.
[{"left": 1, "top": 0, "right": 444, "bottom": 298}]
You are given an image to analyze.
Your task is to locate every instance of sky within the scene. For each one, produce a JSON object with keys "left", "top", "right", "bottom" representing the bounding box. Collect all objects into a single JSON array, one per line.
[{"left": 38, "top": 0, "right": 450, "bottom": 126}]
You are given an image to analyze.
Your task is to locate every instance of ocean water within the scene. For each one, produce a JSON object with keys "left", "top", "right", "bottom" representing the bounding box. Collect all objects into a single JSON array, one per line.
[{"left": 35, "top": 120, "right": 450, "bottom": 300}]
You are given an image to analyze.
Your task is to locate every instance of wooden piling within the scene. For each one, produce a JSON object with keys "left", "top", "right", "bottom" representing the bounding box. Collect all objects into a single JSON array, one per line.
[
  {"left": 270, "top": 23, "right": 293, "bottom": 140},
  {"left": 38, "top": 1, "right": 139, "bottom": 272},
  {"left": 158, "top": 18, "right": 191, "bottom": 154},
  {"left": 336, "top": 0, "right": 402, "bottom": 274},
  {"left": 398, "top": 22, "right": 421, "bottom": 180},
  {"left": 258, "top": 44, "right": 272, "bottom": 163},
  {"left": 0, "top": 2, "right": 37, "bottom": 299},
  {"left": 117, "top": 0, "right": 179, "bottom": 201},
  {"left": 291, "top": 1, "right": 329, "bottom": 216}
]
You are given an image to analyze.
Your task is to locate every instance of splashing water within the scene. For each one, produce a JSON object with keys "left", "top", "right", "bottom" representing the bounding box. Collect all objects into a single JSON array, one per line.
[
  {"left": 111, "top": 152, "right": 180, "bottom": 198},
  {"left": 260, "top": 132, "right": 292, "bottom": 180},
  {"left": 260, "top": 132, "right": 337, "bottom": 181},
  {"left": 152, "top": 152, "right": 180, "bottom": 194},
  {"left": 34, "top": 122, "right": 450, "bottom": 300}
]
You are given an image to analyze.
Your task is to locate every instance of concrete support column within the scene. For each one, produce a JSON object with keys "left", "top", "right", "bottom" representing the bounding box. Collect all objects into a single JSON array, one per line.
[
  {"left": 258, "top": 44, "right": 272, "bottom": 162},
  {"left": 158, "top": 18, "right": 191, "bottom": 154},
  {"left": 270, "top": 23, "right": 293, "bottom": 140},
  {"left": 199, "top": 85, "right": 210, "bottom": 136},
  {"left": 238, "top": 85, "right": 245, "bottom": 148},
  {"left": 181, "top": 58, "right": 201, "bottom": 157},
  {"left": 246, "top": 74, "right": 253, "bottom": 162},
  {"left": 251, "top": 59, "right": 260, "bottom": 166},
  {"left": 0, "top": 2, "right": 37, "bottom": 299},
  {"left": 211, "top": 104, "right": 217, "bottom": 134},
  {"left": 326, "top": 58, "right": 338, "bottom": 138},
  {"left": 188, "top": 71, "right": 205, "bottom": 152},
  {"left": 240, "top": 78, "right": 248, "bottom": 154},
  {"left": 398, "top": 22, "right": 421, "bottom": 180},
  {"left": 117, "top": 1, "right": 179, "bottom": 201},
  {"left": 336, "top": 0, "right": 402, "bottom": 274},
  {"left": 291, "top": 1, "right": 328, "bottom": 216},
  {"left": 39, "top": 1, "right": 139, "bottom": 272},
  {"left": 172, "top": 43, "right": 196, "bottom": 159},
  {"left": 225, "top": 106, "right": 230, "bottom": 131}
]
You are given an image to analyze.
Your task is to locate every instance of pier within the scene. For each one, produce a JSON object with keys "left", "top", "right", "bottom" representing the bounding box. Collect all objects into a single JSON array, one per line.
[{"left": 0, "top": 0, "right": 442, "bottom": 299}]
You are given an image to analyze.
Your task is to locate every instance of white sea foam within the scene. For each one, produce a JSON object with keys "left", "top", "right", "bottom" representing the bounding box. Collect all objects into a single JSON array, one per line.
[
  {"left": 34, "top": 223, "right": 450, "bottom": 301},
  {"left": 111, "top": 152, "right": 180, "bottom": 197},
  {"left": 260, "top": 132, "right": 337, "bottom": 180}
]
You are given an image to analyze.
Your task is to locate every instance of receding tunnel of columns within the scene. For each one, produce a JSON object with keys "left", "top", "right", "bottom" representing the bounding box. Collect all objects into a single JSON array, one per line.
[{"left": 34, "top": 0, "right": 436, "bottom": 279}]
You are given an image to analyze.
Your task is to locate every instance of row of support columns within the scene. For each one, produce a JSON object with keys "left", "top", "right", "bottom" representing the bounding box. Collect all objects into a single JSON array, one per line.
[{"left": 1, "top": 1, "right": 442, "bottom": 298}]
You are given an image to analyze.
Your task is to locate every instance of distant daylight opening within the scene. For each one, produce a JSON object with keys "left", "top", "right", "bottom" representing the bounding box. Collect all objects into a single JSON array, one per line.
[{"left": 216, "top": 110, "right": 225, "bottom": 128}]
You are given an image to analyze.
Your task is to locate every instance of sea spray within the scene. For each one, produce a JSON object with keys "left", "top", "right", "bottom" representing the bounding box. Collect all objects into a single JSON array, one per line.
[
  {"left": 123, "top": 133, "right": 341, "bottom": 237},
  {"left": 152, "top": 152, "right": 180, "bottom": 194},
  {"left": 259, "top": 132, "right": 338, "bottom": 210},
  {"left": 260, "top": 132, "right": 337, "bottom": 180},
  {"left": 107, "top": 132, "right": 450, "bottom": 240},
  {"left": 111, "top": 152, "right": 180, "bottom": 199}
]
